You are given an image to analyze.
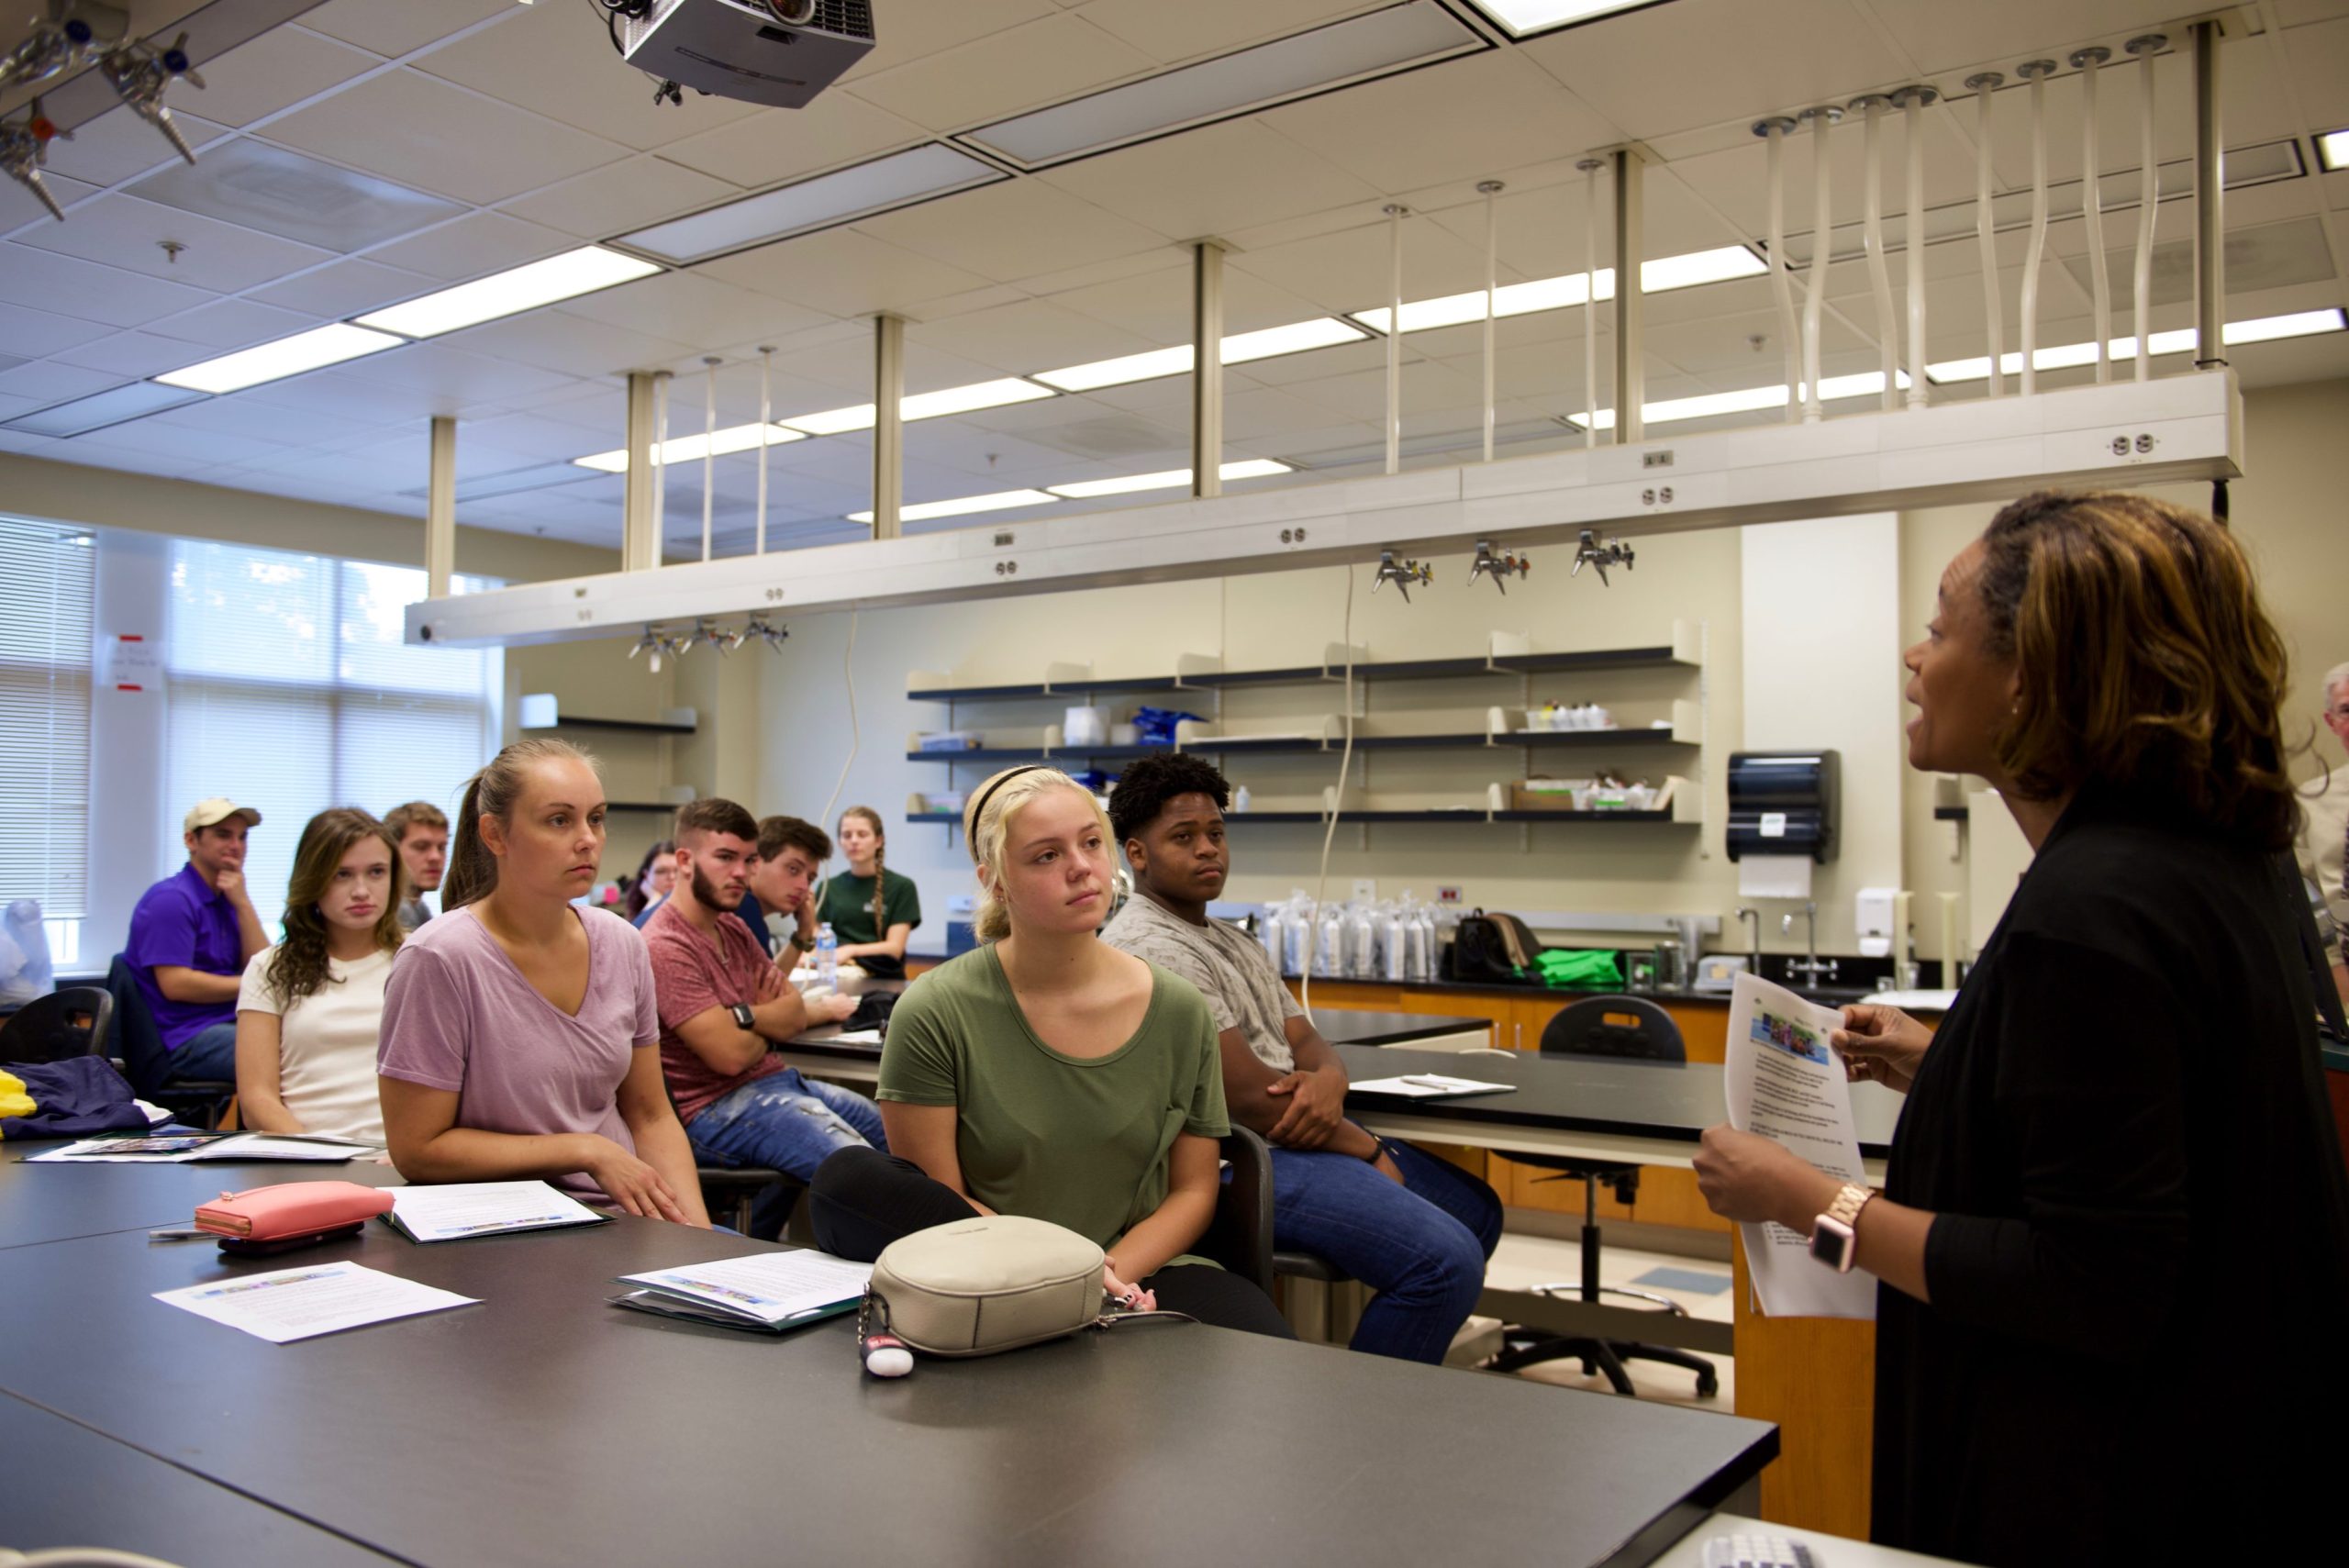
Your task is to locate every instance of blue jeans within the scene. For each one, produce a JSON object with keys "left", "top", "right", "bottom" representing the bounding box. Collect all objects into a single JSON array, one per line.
[
  {"left": 1268, "top": 1129, "right": 1503, "bottom": 1364},
  {"left": 168, "top": 1020, "right": 239, "bottom": 1083},
  {"left": 685, "top": 1067, "right": 888, "bottom": 1184}
]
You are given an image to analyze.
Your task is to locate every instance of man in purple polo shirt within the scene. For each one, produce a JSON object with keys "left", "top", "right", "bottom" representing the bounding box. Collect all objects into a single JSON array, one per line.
[{"left": 125, "top": 798, "right": 269, "bottom": 1083}]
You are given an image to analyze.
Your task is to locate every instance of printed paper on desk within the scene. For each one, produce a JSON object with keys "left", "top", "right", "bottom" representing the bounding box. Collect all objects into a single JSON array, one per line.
[
  {"left": 154, "top": 1261, "right": 478, "bottom": 1343},
  {"left": 386, "top": 1181, "right": 607, "bottom": 1242},
  {"left": 1725, "top": 973, "right": 1876, "bottom": 1320},
  {"left": 1349, "top": 1073, "right": 1518, "bottom": 1098}
]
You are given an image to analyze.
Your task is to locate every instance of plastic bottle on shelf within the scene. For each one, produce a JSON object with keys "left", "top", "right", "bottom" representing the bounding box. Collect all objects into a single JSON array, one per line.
[
  {"left": 816, "top": 923, "right": 838, "bottom": 989},
  {"left": 1382, "top": 903, "right": 1408, "bottom": 981},
  {"left": 1284, "top": 896, "right": 1312, "bottom": 977},
  {"left": 1346, "top": 903, "right": 1377, "bottom": 979},
  {"left": 1232, "top": 784, "right": 1251, "bottom": 814},
  {"left": 1259, "top": 903, "right": 1286, "bottom": 973}
]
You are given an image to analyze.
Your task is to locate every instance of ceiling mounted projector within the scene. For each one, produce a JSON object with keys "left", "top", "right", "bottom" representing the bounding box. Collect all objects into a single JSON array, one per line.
[{"left": 622, "top": 0, "right": 874, "bottom": 109}]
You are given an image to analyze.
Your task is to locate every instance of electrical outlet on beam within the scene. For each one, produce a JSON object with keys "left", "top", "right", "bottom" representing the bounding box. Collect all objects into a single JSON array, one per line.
[{"left": 1436, "top": 885, "right": 1463, "bottom": 906}]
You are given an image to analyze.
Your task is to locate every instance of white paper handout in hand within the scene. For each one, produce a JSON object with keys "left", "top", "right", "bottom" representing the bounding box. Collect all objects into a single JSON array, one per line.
[
  {"left": 154, "top": 1261, "right": 478, "bottom": 1343},
  {"left": 1725, "top": 973, "right": 1876, "bottom": 1319},
  {"left": 386, "top": 1181, "right": 607, "bottom": 1242},
  {"left": 618, "top": 1250, "right": 874, "bottom": 1328}
]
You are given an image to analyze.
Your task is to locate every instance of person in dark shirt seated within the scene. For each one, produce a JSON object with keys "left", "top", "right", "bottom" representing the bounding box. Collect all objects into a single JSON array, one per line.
[
  {"left": 734, "top": 815, "right": 829, "bottom": 963},
  {"left": 1695, "top": 490, "right": 2349, "bottom": 1567},
  {"left": 124, "top": 798, "right": 269, "bottom": 1083}
]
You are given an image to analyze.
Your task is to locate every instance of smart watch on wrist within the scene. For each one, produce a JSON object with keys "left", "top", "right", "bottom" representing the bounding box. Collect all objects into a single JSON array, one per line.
[
  {"left": 730, "top": 1002, "right": 756, "bottom": 1030},
  {"left": 1809, "top": 1183, "right": 1877, "bottom": 1273}
]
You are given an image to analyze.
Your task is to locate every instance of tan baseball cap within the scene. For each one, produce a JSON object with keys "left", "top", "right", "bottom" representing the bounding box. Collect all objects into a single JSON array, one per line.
[{"left": 184, "top": 798, "right": 262, "bottom": 833}]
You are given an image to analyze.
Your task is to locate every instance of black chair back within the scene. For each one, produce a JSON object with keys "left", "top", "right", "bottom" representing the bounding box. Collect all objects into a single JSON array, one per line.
[
  {"left": 1204, "top": 1126, "right": 1275, "bottom": 1295},
  {"left": 105, "top": 955, "right": 174, "bottom": 1095},
  {"left": 0, "top": 986, "right": 113, "bottom": 1066},
  {"left": 1540, "top": 995, "right": 1687, "bottom": 1064}
]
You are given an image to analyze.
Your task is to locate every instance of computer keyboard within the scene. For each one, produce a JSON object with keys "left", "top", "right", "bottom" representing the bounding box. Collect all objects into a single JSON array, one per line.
[{"left": 1700, "top": 1533, "right": 1819, "bottom": 1568}]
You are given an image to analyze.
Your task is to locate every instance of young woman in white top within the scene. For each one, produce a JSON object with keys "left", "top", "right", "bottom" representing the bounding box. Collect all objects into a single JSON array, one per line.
[{"left": 234, "top": 808, "right": 403, "bottom": 1144}]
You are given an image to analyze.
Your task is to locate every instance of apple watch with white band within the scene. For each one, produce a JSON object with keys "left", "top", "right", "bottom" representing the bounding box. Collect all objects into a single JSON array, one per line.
[{"left": 1808, "top": 1183, "right": 1877, "bottom": 1273}]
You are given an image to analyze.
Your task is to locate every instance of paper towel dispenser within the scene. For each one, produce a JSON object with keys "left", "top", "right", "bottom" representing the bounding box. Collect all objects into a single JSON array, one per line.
[{"left": 1726, "top": 751, "right": 1839, "bottom": 863}]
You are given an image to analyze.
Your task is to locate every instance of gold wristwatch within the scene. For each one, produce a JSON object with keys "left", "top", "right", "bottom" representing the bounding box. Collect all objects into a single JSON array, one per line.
[{"left": 1808, "top": 1182, "right": 1877, "bottom": 1273}]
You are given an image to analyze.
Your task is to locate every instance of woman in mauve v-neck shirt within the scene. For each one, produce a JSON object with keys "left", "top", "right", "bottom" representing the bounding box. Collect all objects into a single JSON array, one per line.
[{"left": 377, "top": 740, "right": 707, "bottom": 1225}]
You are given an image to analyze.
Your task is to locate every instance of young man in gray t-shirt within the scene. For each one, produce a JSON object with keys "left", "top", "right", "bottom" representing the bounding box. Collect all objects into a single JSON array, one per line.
[{"left": 1098, "top": 754, "right": 1501, "bottom": 1364}]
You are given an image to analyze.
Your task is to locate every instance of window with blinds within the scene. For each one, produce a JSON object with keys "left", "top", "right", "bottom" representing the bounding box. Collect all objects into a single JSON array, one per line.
[
  {"left": 164, "top": 541, "right": 502, "bottom": 930},
  {"left": 0, "top": 518, "right": 95, "bottom": 922}
]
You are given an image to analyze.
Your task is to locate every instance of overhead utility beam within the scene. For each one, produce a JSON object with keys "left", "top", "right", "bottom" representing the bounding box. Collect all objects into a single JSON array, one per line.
[
  {"left": 2192, "top": 18, "right": 2224, "bottom": 369},
  {"left": 620, "top": 372, "right": 659, "bottom": 573},
  {"left": 1192, "top": 241, "right": 1225, "bottom": 500},
  {"left": 409, "top": 372, "right": 2240, "bottom": 651},
  {"left": 425, "top": 416, "right": 455, "bottom": 599},
  {"left": 873, "top": 315, "right": 905, "bottom": 540},
  {"left": 1610, "top": 147, "right": 1645, "bottom": 445}
]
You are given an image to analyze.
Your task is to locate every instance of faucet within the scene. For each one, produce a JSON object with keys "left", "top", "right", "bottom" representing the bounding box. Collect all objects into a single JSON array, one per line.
[
  {"left": 1781, "top": 902, "right": 1839, "bottom": 986},
  {"left": 1734, "top": 906, "right": 1761, "bottom": 970}
]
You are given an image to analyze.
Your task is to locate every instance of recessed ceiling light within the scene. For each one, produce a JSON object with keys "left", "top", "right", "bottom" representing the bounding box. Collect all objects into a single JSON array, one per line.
[
  {"left": 616, "top": 144, "right": 1005, "bottom": 265},
  {"left": 780, "top": 378, "right": 1057, "bottom": 436},
  {"left": 2, "top": 380, "right": 209, "bottom": 438},
  {"left": 848, "top": 489, "right": 1058, "bottom": 524},
  {"left": 2316, "top": 128, "right": 2348, "bottom": 172},
  {"left": 1925, "top": 309, "right": 2345, "bottom": 382},
  {"left": 1352, "top": 247, "right": 1762, "bottom": 333},
  {"left": 1569, "top": 370, "right": 1909, "bottom": 429},
  {"left": 573, "top": 422, "right": 807, "bottom": 473},
  {"left": 964, "top": 1, "right": 1481, "bottom": 167},
  {"left": 1640, "top": 245, "right": 1767, "bottom": 293},
  {"left": 356, "top": 246, "right": 660, "bottom": 339},
  {"left": 1047, "top": 460, "right": 1292, "bottom": 498},
  {"left": 155, "top": 324, "right": 405, "bottom": 394},
  {"left": 1031, "top": 318, "right": 1365, "bottom": 392},
  {"left": 1466, "top": 1, "right": 1666, "bottom": 39}
]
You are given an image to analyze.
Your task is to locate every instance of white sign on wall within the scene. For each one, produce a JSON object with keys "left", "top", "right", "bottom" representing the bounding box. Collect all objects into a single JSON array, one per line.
[{"left": 100, "top": 634, "right": 161, "bottom": 693}]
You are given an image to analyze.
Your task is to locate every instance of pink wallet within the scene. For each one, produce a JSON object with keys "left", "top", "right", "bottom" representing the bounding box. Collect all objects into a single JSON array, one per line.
[{"left": 195, "top": 1181, "right": 395, "bottom": 1240}]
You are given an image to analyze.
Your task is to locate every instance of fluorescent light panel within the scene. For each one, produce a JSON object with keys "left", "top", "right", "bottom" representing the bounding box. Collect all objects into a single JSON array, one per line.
[
  {"left": 155, "top": 323, "right": 405, "bottom": 394},
  {"left": 617, "top": 144, "right": 1003, "bottom": 265},
  {"left": 965, "top": 1, "right": 1479, "bottom": 167},
  {"left": 356, "top": 246, "right": 659, "bottom": 339},
  {"left": 2316, "top": 128, "right": 2348, "bottom": 173},
  {"left": 1573, "top": 371, "right": 1909, "bottom": 430},
  {"left": 1924, "top": 310, "right": 2345, "bottom": 383},
  {"left": 1468, "top": 1, "right": 1662, "bottom": 39},
  {"left": 3, "top": 380, "right": 209, "bottom": 438},
  {"left": 573, "top": 423, "right": 807, "bottom": 473},
  {"left": 1031, "top": 318, "right": 1365, "bottom": 393},
  {"left": 1048, "top": 460, "right": 1291, "bottom": 498},
  {"left": 1352, "top": 247, "right": 1762, "bottom": 333},
  {"left": 849, "top": 489, "right": 1058, "bottom": 524},
  {"left": 779, "top": 378, "right": 1055, "bottom": 436}
]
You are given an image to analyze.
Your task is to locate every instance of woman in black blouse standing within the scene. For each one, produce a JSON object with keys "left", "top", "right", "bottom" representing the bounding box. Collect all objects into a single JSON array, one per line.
[{"left": 1696, "top": 491, "right": 2349, "bottom": 1567}]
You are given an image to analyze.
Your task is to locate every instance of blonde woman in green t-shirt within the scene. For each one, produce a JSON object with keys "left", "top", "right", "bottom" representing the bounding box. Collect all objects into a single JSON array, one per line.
[{"left": 807, "top": 767, "right": 1292, "bottom": 1338}]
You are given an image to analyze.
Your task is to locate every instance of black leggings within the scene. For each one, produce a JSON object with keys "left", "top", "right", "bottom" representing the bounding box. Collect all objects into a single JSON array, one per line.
[{"left": 809, "top": 1147, "right": 1294, "bottom": 1340}]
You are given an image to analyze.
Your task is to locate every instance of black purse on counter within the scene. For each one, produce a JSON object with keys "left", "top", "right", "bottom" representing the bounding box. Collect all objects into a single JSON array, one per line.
[{"left": 1449, "top": 909, "right": 1543, "bottom": 983}]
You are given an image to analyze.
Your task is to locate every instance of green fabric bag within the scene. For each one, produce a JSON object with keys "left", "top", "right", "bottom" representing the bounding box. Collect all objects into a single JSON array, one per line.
[{"left": 1535, "top": 948, "right": 1622, "bottom": 989}]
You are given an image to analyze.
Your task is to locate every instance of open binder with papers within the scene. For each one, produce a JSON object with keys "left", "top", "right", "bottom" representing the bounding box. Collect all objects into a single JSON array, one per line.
[
  {"left": 384, "top": 1181, "right": 611, "bottom": 1242},
  {"left": 610, "top": 1249, "right": 874, "bottom": 1334}
]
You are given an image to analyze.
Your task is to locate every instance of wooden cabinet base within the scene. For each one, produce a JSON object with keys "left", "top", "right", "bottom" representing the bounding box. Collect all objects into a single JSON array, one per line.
[{"left": 1731, "top": 1229, "right": 1876, "bottom": 1538}]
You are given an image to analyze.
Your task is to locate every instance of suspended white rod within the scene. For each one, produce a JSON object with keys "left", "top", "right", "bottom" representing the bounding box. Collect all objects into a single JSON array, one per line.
[
  {"left": 1479, "top": 179, "right": 1502, "bottom": 462},
  {"left": 699, "top": 356, "right": 718, "bottom": 564},
  {"left": 1579, "top": 158, "right": 1602, "bottom": 447},
  {"left": 1895, "top": 86, "right": 1935, "bottom": 409},
  {"left": 1384, "top": 203, "right": 1405, "bottom": 475},
  {"left": 2017, "top": 60, "right": 2054, "bottom": 395},
  {"left": 2127, "top": 35, "right": 2165, "bottom": 384},
  {"left": 754, "top": 346, "right": 773, "bottom": 555},
  {"left": 1756, "top": 118, "right": 1800, "bottom": 424},
  {"left": 2074, "top": 46, "right": 2114, "bottom": 383},
  {"left": 1965, "top": 72, "right": 2006, "bottom": 396},
  {"left": 1854, "top": 95, "right": 1897, "bottom": 409},
  {"left": 651, "top": 371, "right": 670, "bottom": 543},
  {"left": 1798, "top": 105, "right": 1838, "bottom": 423}
]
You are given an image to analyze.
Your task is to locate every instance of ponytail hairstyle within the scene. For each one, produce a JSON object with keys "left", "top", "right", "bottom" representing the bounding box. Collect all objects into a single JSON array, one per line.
[
  {"left": 840, "top": 806, "right": 888, "bottom": 930},
  {"left": 266, "top": 808, "right": 405, "bottom": 1006},
  {"left": 442, "top": 739, "right": 599, "bottom": 913},
  {"left": 960, "top": 767, "right": 1110, "bottom": 942}
]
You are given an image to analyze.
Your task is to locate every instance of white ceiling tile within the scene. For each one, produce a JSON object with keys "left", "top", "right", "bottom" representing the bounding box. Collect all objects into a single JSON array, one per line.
[
  {"left": 332, "top": 342, "right": 580, "bottom": 404},
  {"left": 0, "top": 301, "right": 114, "bottom": 358},
  {"left": 146, "top": 295, "right": 328, "bottom": 350},
  {"left": 841, "top": 0, "right": 1060, "bottom": 82},
  {"left": 901, "top": 282, "right": 1035, "bottom": 322},
  {"left": 0, "top": 361, "right": 126, "bottom": 403},
  {"left": 907, "top": 298, "right": 1157, "bottom": 373},
  {"left": 13, "top": 194, "right": 337, "bottom": 294},
  {"left": 259, "top": 68, "right": 630, "bottom": 205},
  {"left": 856, "top": 179, "right": 1173, "bottom": 282},
  {"left": 549, "top": 270, "right": 834, "bottom": 350},
  {"left": 0, "top": 242, "right": 217, "bottom": 328},
  {"left": 412, "top": 0, "right": 767, "bottom": 151},
  {"left": 499, "top": 156, "right": 740, "bottom": 239},
  {"left": 1050, "top": 261, "right": 1325, "bottom": 341},
  {"left": 146, "top": 395, "right": 381, "bottom": 450},
  {"left": 42, "top": 439, "right": 224, "bottom": 479},
  {"left": 248, "top": 257, "right": 440, "bottom": 317},
  {"left": 184, "top": 27, "right": 383, "bottom": 126},
  {"left": 438, "top": 311, "right": 696, "bottom": 380},
  {"left": 1074, "top": 0, "right": 1368, "bottom": 64},
  {"left": 2284, "top": 17, "right": 2349, "bottom": 126},
  {"left": 128, "top": 139, "right": 466, "bottom": 254},
  {"left": 298, "top": 0, "right": 521, "bottom": 61},
  {"left": 42, "top": 110, "right": 231, "bottom": 188},
  {"left": 236, "top": 368, "right": 457, "bottom": 423},
  {"left": 1038, "top": 118, "right": 1381, "bottom": 239},
  {"left": 1520, "top": 0, "right": 1909, "bottom": 142},
  {"left": 697, "top": 228, "right": 995, "bottom": 318},
  {"left": 846, "top": 13, "right": 1156, "bottom": 133},
  {"left": 1230, "top": 219, "right": 1487, "bottom": 317},
  {"left": 71, "top": 420, "right": 292, "bottom": 467},
  {"left": 50, "top": 330, "right": 220, "bottom": 377},
  {"left": 0, "top": 391, "right": 43, "bottom": 419},
  {"left": 362, "top": 211, "right": 578, "bottom": 283},
  {"left": 1264, "top": 51, "right": 1617, "bottom": 197},
  {"left": 1853, "top": 1, "right": 2202, "bottom": 77},
  {"left": 0, "top": 170, "right": 97, "bottom": 234},
  {"left": 657, "top": 95, "right": 928, "bottom": 191}
]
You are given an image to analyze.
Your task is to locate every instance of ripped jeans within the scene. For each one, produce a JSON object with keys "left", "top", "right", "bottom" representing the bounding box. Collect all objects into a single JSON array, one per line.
[{"left": 685, "top": 1067, "right": 889, "bottom": 1184}]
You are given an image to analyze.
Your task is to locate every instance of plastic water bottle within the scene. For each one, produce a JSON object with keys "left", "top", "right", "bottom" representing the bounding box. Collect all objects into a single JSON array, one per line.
[{"left": 816, "top": 923, "right": 838, "bottom": 989}]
